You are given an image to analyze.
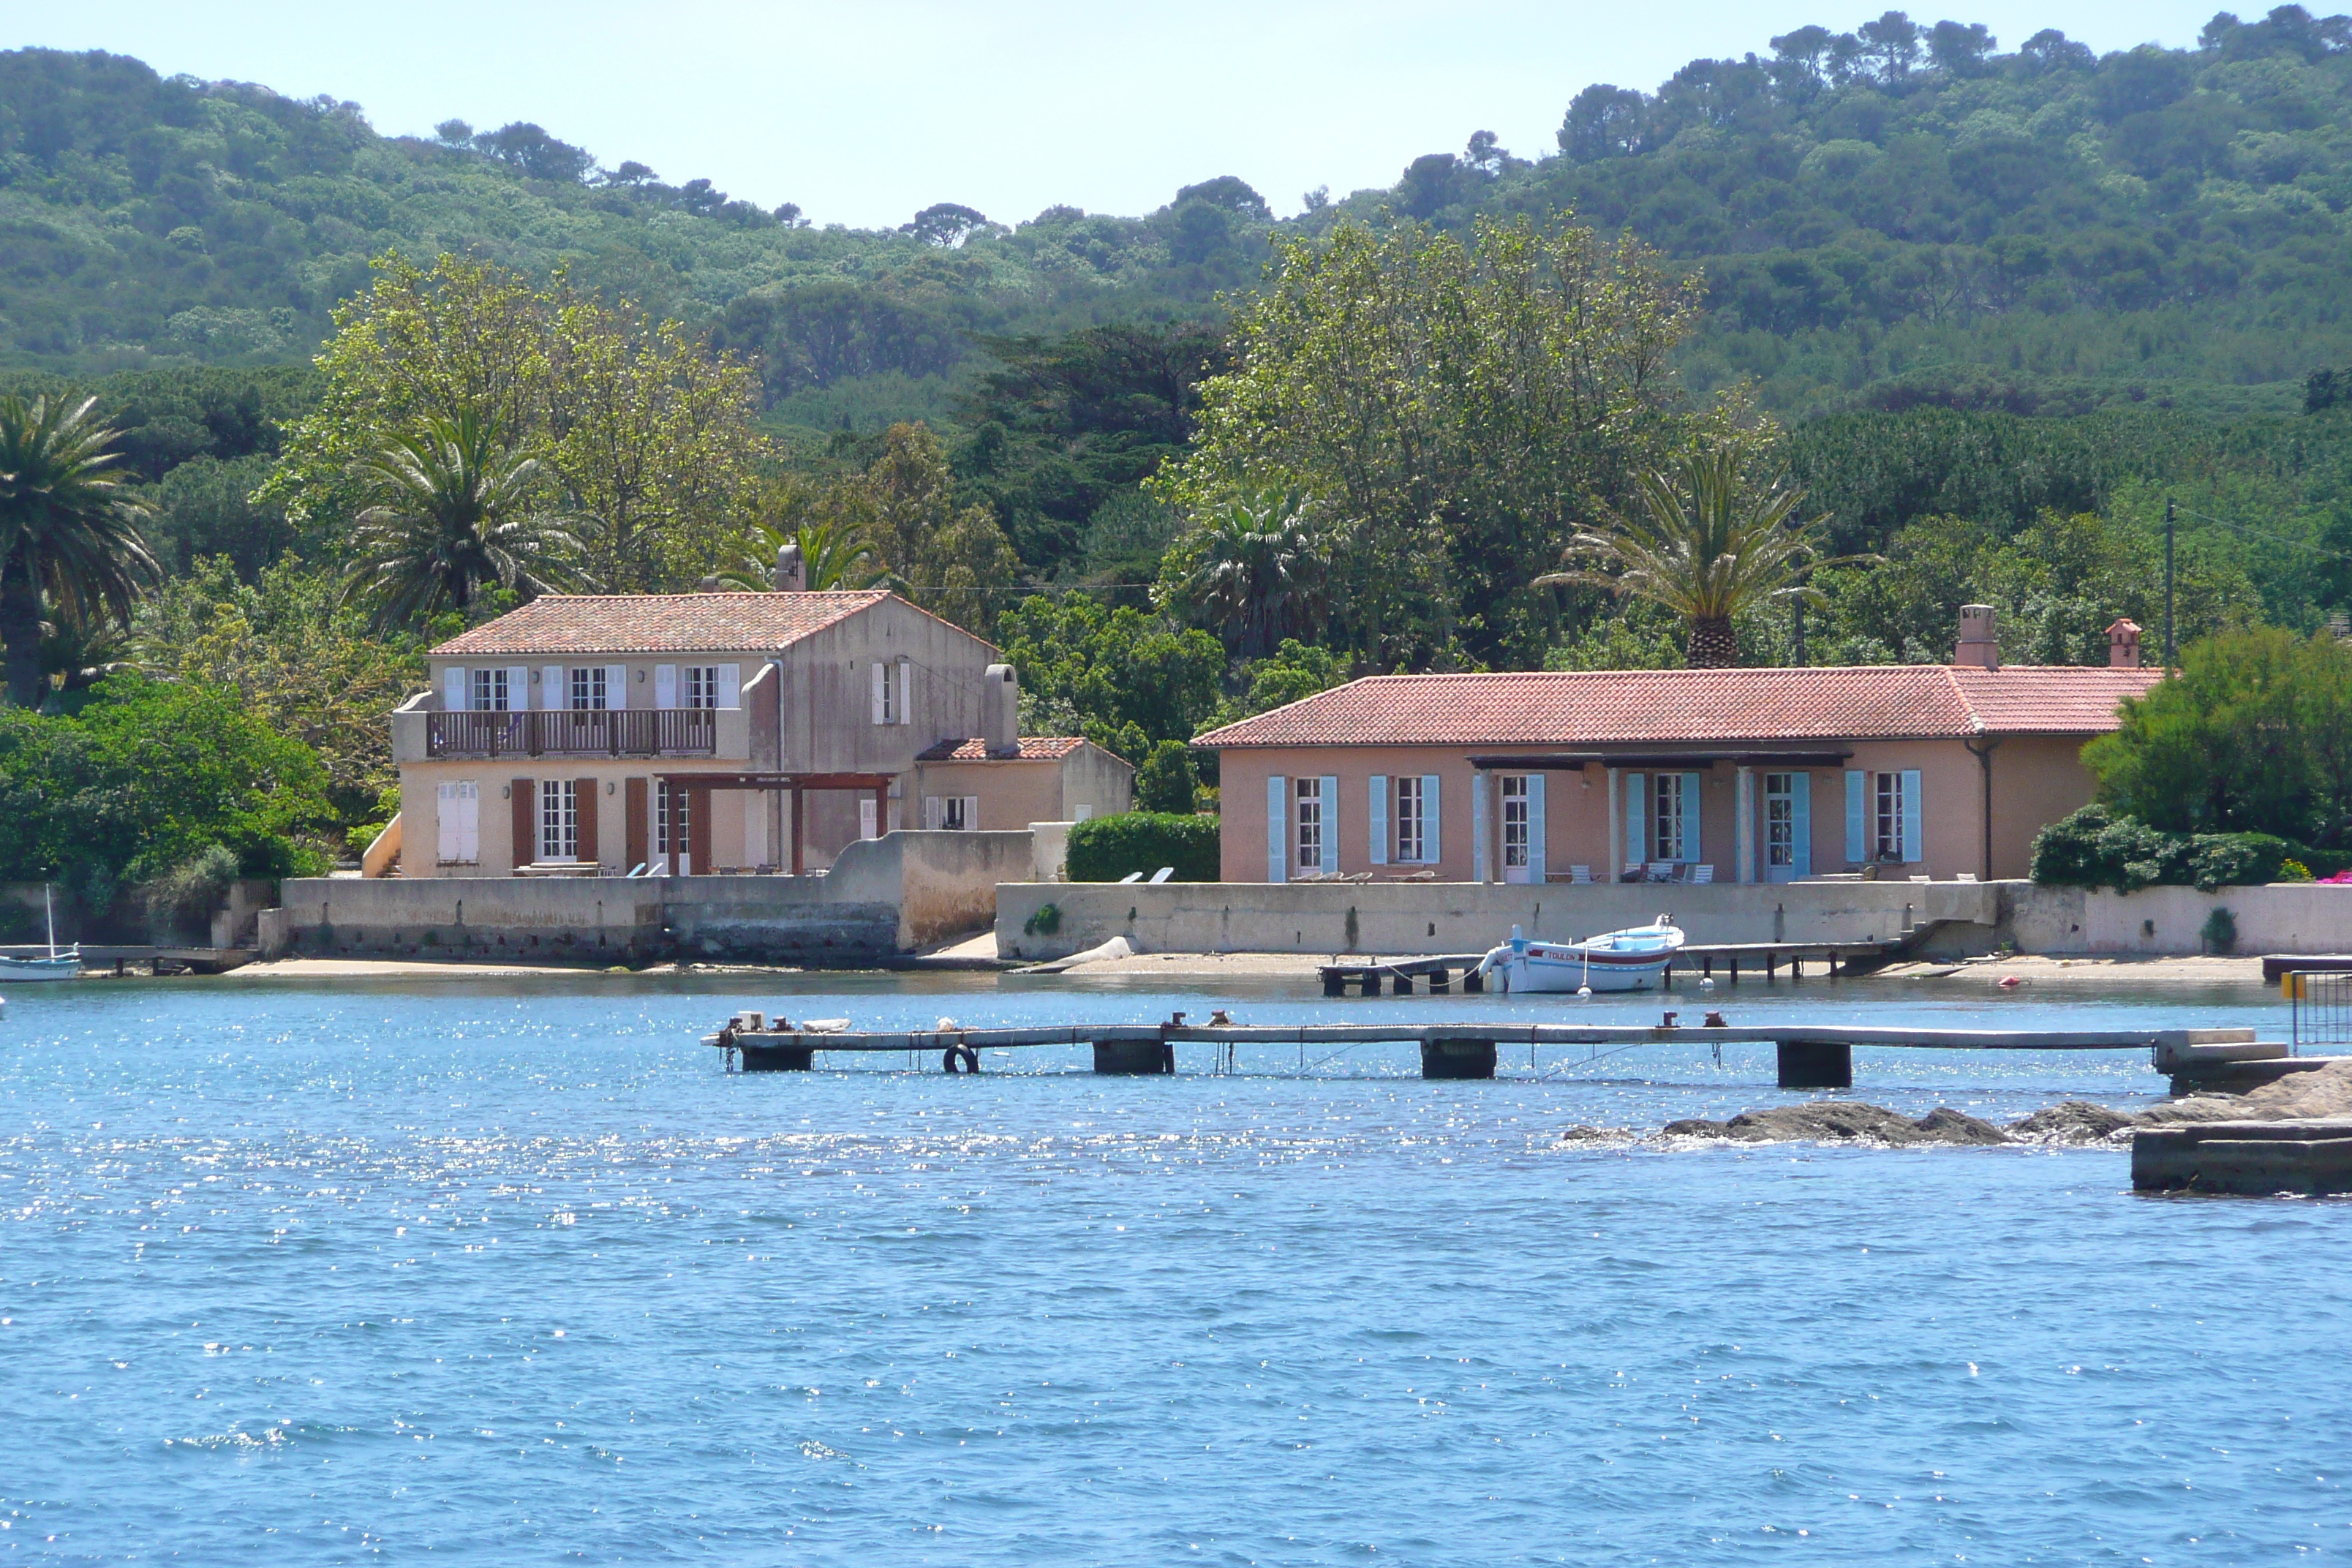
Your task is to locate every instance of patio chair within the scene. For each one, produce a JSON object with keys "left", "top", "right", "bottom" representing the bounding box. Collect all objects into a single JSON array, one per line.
[
  {"left": 1647, "top": 861, "right": 1675, "bottom": 883},
  {"left": 1622, "top": 861, "right": 1646, "bottom": 883},
  {"left": 1956, "top": 872, "right": 1978, "bottom": 882},
  {"left": 1118, "top": 870, "right": 1144, "bottom": 884},
  {"left": 1688, "top": 864, "right": 1714, "bottom": 884},
  {"left": 1569, "top": 864, "right": 1593, "bottom": 884},
  {"left": 1148, "top": 866, "right": 1175, "bottom": 883}
]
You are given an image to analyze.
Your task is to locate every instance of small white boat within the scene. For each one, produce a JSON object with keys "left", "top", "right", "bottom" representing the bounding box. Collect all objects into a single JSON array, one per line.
[
  {"left": 1477, "top": 916, "right": 1684, "bottom": 995},
  {"left": 1, "top": 883, "right": 83, "bottom": 982}
]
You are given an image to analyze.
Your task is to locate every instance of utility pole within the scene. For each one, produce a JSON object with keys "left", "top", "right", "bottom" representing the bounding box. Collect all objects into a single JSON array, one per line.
[{"left": 2164, "top": 497, "right": 2176, "bottom": 671}]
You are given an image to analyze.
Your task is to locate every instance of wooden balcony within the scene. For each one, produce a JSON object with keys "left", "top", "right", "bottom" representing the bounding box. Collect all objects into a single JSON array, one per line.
[{"left": 426, "top": 709, "right": 717, "bottom": 759}]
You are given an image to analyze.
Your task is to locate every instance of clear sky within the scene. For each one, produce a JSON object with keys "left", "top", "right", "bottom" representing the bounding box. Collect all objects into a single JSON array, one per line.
[{"left": 0, "top": 0, "right": 2236, "bottom": 229}]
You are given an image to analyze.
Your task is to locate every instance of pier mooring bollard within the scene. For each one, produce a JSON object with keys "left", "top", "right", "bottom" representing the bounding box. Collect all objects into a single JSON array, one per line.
[
  {"left": 1776, "top": 1040, "right": 1852, "bottom": 1090},
  {"left": 739, "top": 1043, "right": 815, "bottom": 1072},
  {"left": 1093, "top": 1040, "right": 1175, "bottom": 1075},
  {"left": 1420, "top": 1039, "right": 1497, "bottom": 1079}
]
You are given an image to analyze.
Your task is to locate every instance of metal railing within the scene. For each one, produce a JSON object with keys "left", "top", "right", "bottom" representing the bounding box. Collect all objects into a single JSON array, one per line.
[
  {"left": 2290, "top": 970, "right": 2352, "bottom": 1054},
  {"left": 425, "top": 709, "right": 717, "bottom": 759}
]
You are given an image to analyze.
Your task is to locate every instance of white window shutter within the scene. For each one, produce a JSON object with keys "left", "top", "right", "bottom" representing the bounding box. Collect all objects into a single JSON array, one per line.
[
  {"left": 924, "top": 796, "right": 942, "bottom": 829},
  {"left": 717, "top": 663, "right": 741, "bottom": 710},
  {"left": 870, "top": 663, "right": 887, "bottom": 724},
  {"left": 1683, "top": 772, "right": 1703, "bottom": 863},
  {"left": 444, "top": 667, "right": 467, "bottom": 711},
  {"left": 603, "top": 666, "right": 627, "bottom": 709},
  {"left": 437, "top": 781, "right": 459, "bottom": 860},
  {"left": 655, "top": 665, "right": 677, "bottom": 709},
  {"left": 1267, "top": 775, "right": 1287, "bottom": 883},
  {"left": 1368, "top": 776, "right": 1388, "bottom": 865},
  {"left": 541, "top": 666, "right": 563, "bottom": 710},
  {"left": 1901, "top": 769, "right": 1923, "bottom": 863},
  {"left": 1528, "top": 774, "right": 1547, "bottom": 881},
  {"left": 963, "top": 796, "right": 980, "bottom": 831},
  {"left": 461, "top": 783, "right": 480, "bottom": 863},
  {"left": 895, "top": 660, "right": 911, "bottom": 724},
  {"left": 1319, "top": 775, "right": 1339, "bottom": 873},
  {"left": 1471, "top": 773, "right": 1488, "bottom": 882},
  {"left": 859, "top": 797, "right": 878, "bottom": 839},
  {"left": 1422, "top": 774, "right": 1441, "bottom": 867},
  {"left": 503, "top": 667, "right": 527, "bottom": 712},
  {"left": 1845, "top": 770, "right": 1867, "bottom": 863}
]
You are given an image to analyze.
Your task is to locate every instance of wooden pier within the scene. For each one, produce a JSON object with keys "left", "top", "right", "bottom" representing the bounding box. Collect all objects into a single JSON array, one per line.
[
  {"left": 709, "top": 1013, "right": 2271, "bottom": 1090},
  {"left": 1317, "top": 941, "right": 1896, "bottom": 997}
]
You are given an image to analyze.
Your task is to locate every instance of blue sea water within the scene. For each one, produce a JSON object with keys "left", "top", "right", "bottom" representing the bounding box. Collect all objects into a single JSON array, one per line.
[{"left": 3, "top": 969, "right": 2348, "bottom": 1564}]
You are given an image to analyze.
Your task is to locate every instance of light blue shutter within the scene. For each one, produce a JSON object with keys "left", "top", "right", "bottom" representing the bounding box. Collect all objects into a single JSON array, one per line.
[
  {"left": 1320, "top": 776, "right": 1340, "bottom": 874},
  {"left": 1471, "top": 774, "right": 1489, "bottom": 883},
  {"left": 1681, "top": 772, "right": 1703, "bottom": 864},
  {"left": 1845, "top": 769, "right": 1867, "bottom": 864},
  {"left": 1267, "top": 775, "right": 1286, "bottom": 883},
  {"left": 1791, "top": 772, "right": 1812, "bottom": 878},
  {"left": 1368, "top": 777, "right": 1388, "bottom": 865},
  {"left": 1901, "top": 769, "right": 1923, "bottom": 864},
  {"left": 1527, "top": 774, "right": 1546, "bottom": 881},
  {"left": 1422, "top": 774, "right": 1441, "bottom": 866},
  {"left": 1625, "top": 773, "right": 1646, "bottom": 864}
]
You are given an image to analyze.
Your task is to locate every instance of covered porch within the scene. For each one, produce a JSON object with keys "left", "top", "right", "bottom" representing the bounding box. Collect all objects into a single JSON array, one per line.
[
  {"left": 1462, "top": 750, "right": 1858, "bottom": 886},
  {"left": 655, "top": 772, "right": 897, "bottom": 877}
]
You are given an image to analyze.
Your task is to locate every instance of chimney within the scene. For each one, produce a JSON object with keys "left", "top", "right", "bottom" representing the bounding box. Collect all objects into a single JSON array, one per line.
[
  {"left": 1953, "top": 604, "right": 1999, "bottom": 670},
  {"left": 2106, "top": 617, "right": 2143, "bottom": 668},
  {"left": 983, "top": 663, "right": 1018, "bottom": 755},
  {"left": 772, "top": 541, "right": 806, "bottom": 592}
]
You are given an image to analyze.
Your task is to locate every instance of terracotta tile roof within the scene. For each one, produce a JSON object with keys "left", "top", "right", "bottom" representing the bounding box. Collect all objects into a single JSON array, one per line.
[
  {"left": 1192, "top": 665, "right": 2168, "bottom": 749},
  {"left": 431, "top": 591, "right": 892, "bottom": 656},
  {"left": 916, "top": 736, "right": 1089, "bottom": 762}
]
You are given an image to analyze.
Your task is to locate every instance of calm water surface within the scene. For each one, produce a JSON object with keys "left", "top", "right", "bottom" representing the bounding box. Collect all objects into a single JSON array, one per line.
[{"left": 3, "top": 970, "right": 2346, "bottom": 1564}]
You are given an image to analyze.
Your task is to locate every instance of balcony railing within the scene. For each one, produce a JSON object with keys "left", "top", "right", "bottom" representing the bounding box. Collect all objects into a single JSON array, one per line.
[{"left": 426, "top": 709, "right": 717, "bottom": 759}]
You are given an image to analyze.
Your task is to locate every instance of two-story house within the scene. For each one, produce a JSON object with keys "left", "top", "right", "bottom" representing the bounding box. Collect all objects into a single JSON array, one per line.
[{"left": 387, "top": 589, "right": 1131, "bottom": 878}]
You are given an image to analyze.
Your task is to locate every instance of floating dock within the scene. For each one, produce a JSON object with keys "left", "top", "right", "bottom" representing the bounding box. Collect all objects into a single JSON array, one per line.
[
  {"left": 1318, "top": 941, "right": 1893, "bottom": 996},
  {"left": 709, "top": 1014, "right": 2283, "bottom": 1090}
]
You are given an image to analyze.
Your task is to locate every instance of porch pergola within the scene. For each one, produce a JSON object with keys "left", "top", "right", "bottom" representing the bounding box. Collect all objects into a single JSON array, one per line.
[
  {"left": 653, "top": 772, "right": 896, "bottom": 876},
  {"left": 1462, "top": 750, "right": 1852, "bottom": 884}
]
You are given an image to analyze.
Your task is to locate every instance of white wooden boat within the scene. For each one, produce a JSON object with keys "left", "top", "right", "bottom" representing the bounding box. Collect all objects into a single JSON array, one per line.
[
  {"left": 1476, "top": 917, "right": 1684, "bottom": 995},
  {"left": 1, "top": 884, "right": 83, "bottom": 981}
]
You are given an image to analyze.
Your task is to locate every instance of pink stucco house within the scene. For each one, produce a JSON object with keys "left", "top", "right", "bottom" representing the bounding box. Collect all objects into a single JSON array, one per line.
[{"left": 1193, "top": 609, "right": 2163, "bottom": 886}]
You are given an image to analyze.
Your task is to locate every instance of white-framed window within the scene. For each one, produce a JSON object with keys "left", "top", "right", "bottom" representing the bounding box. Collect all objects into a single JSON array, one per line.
[
  {"left": 1654, "top": 772, "right": 1688, "bottom": 862},
  {"left": 1295, "top": 777, "right": 1324, "bottom": 870},
  {"left": 436, "top": 780, "right": 480, "bottom": 863},
  {"left": 685, "top": 666, "right": 718, "bottom": 710},
  {"left": 1501, "top": 776, "right": 1530, "bottom": 870},
  {"left": 946, "top": 796, "right": 975, "bottom": 831},
  {"left": 1766, "top": 773, "right": 1796, "bottom": 869},
  {"left": 469, "top": 668, "right": 508, "bottom": 712},
  {"left": 655, "top": 780, "right": 690, "bottom": 859},
  {"left": 870, "top": 660, "right": 909, "bottom": 725},
  {"left": 1876, "top": 771, "right": 1906, "bottom": 861},
  {"left": 1395, "top": 776, "right": 1425, "bottom": 864},
  {"left": 568, "top": 667, "right": 608, "bottom": 712},
  {"left": 540, "top": 779, "right": 578, "bottom": 862}
]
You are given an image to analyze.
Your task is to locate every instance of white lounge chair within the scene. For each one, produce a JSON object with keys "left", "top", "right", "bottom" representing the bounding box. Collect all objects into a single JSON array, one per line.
[
  {"left": 1688, "top": 864, "right": 1714, "bottom": 884},
  {"left": 1118, "top": 870, "right": 1144, "bottom": 884},
  {"left": 1148, "top": 866, "right": 1175, "bottom": 883},
  {"left": 1647, "top": 861, "right": 1674, "bottom": 883},
  {"left": 1569, "top": 864, "right": 1593, "bottom": 884}
]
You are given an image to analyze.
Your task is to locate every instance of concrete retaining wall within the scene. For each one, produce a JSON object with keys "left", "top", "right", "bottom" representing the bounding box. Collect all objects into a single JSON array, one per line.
[
  {"left": 262, "top": 830, "right": 1031, "bottom": 962},
  {"left": 994, "top": 878, "right": 2000, "bottom": 961},
  {"left": 2000, "top": 882, "right": 2352, "bottom": 955}
]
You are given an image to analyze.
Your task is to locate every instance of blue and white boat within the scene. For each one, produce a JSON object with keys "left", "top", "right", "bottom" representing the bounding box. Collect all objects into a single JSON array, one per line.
[
  {"left": 1476, "top": 916, "right": 1684, "bottom": 995},
  {"left": 0, "top": 884, "right": 81, "bottom": 982}
]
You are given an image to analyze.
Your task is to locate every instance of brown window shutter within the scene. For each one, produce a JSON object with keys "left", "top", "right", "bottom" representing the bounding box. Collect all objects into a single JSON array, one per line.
[
  {"left": 510, "top": 778, "right": 535, "bottom": 870},
  {"left": 625, "top": 778, "right": 648, "bottom": 872},
  {"left": 576, "top": 777, "right": 598, "bottom": 870},
  {"left": 689, "top": 784, "right": 713, "bottom": 874}
]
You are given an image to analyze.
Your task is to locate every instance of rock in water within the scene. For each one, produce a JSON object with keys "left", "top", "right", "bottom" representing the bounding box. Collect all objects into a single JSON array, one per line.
[
  {"left": 1661, "top": 1101, "right": 2009, "bottom": 1146},
  {"left": 2010, "top": 1101, "right": 2137, "bottom": 1143}
]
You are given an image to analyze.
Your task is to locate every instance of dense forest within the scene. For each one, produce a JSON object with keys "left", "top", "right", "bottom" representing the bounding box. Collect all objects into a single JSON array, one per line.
[{"left": 6, "top": 15, "right": 2352, "bottom": 885}]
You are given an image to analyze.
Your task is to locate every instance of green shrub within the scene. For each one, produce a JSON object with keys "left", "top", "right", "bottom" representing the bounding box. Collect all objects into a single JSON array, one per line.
[
  {"left": 2201, "top": 905, "right": 2238, "bottom": 954},
  {"left": 2032, "top": 807, "right": 2310, "bottom": 891},
  {"left": 2185, "top": 832, "right": 2293, "bottom": 892},
  {"left": 1066, "top": 812, "right": 1221, "bottom": 883},
  {"left": 2283, "top": 859, "right": 2315, "bottom": 883},
  {"left": 1023, "top": 902, "right": 1062, "bottom": 936}
]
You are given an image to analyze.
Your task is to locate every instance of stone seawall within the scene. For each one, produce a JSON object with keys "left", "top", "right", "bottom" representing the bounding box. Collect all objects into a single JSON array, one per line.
[{"left": 263, "top": 831, "right": 1030, "bottom": 962}]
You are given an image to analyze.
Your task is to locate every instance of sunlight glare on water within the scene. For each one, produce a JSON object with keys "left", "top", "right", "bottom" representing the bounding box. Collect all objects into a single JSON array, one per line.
[{"left": 1, "top": 971, "right": 2345, "bottom": 1563}]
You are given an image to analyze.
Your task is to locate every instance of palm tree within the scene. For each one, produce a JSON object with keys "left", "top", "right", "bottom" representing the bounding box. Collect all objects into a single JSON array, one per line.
[
  {"left": 340, "top": 407, "right": 591, "bottom": 630},
  {"left": 0, "top": 393, "right": 157, "bottom": 707},
  {"left": 1183, "top": 491, "right": 1330, "bottom": 659},
  {"left": 721, "top": 515, "right": 889, "bottom": 592},
  {"left": 1537, "top": 447, "right": 1858, "bottom": 668}
]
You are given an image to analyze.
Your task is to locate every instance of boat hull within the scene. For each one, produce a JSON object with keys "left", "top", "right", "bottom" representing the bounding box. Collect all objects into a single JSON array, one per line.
[
  {"left": 0, "top": 954, "right": 83, "bottom": 981},
  {"left": 1491, "top": 946, "right": 1669, "bottom": 994}
]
